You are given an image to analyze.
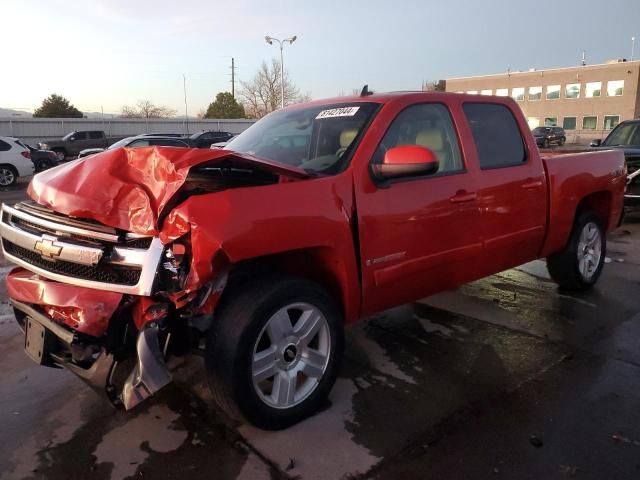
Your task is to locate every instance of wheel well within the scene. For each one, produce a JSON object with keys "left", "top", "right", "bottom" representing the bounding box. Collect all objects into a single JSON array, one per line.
[
  {"left": 576, "top": 191, "right": 611, "bottom": 228},
  {"left": 225, "top": 248, "right": 348, "bottom": 320},
  {"left": 0, "top": 164, "right": 17, "bottom": 172}
]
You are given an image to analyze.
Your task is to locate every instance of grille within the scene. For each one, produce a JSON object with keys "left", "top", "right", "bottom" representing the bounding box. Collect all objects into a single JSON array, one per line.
[
  {"left": 4, "top": 240, "right": 141, "bottom": 286},
  {"left": 125, "top": 237, "right": 154, "bottom": 249}
]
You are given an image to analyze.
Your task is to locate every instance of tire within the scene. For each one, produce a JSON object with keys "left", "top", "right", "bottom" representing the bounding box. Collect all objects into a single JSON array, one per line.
[
  {"left": 206, "top": 275, "right": 344, "bottom": 430},
  {"left": 0, "top": 165, "right": 18, "bottom": 186},
  {"left": 53, "top": 149, "right": 66, "bottom": 162},
  {"left": 543, "top": 139, "right": 550, "bottom": 149},
  {"left": 559, "top": 137, "right": 566, "bottom": 146},
  {"left": 546, "top": 211, "right": 606, "bottom": 291}
]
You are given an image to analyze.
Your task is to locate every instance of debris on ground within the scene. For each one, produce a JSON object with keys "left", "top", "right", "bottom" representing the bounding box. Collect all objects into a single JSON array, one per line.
[
  {"left": 560, "top": 465, "right": 578, "bottom": 477},
  {"left": 611, "top": 433, "right": 640, "bottom": 446},
  {"left": 286, "top": 458, "right": 295, "bottom": 470},
  {"left": 529, "top": 435, "right": 543, "bottom": 448}
]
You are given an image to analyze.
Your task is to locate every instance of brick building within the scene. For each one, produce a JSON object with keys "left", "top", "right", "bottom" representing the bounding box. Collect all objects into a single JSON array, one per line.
[{"left": 445, "top": 60, "right": 640, "bottom": 143}]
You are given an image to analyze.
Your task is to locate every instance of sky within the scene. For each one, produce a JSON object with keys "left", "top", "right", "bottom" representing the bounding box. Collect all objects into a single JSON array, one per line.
[{"left": 1, "top": 0, "right": 639, "bottom": 115}]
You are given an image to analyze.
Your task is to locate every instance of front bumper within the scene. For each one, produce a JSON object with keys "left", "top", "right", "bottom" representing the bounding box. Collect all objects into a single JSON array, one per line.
[{"left": 11, "top": 290, "right": 172, "bottom": 410}]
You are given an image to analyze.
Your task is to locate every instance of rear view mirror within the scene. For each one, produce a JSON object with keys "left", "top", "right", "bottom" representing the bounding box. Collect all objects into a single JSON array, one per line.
[
  {"left": 590, "top": 139, "right": 602, "bottom": 147},
  {"left": 371, "top": 145, "right": 439, "bottom": 180}
]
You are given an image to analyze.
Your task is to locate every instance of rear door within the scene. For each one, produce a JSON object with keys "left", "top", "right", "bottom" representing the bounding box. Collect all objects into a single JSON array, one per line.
[
  {"left": 355, "top": 102, "right": 484, "bottom": 315},
  {"left": 461, "top": 102, "right": 547, "bottom": 273}
]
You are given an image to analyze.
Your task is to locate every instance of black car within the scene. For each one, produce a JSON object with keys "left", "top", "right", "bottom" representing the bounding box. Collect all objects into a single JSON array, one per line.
[
  {"left": 189, "top": 131, "right": 234, "bottom": 149},
  {"left": 532, "top": 126, "right": 566, "bottom": 148},
  {"left": 17, "top": 142, "right": 59, "bottom": 172},
  {"left": 591, "top": 120, "right": 640, "bottom": 207}
]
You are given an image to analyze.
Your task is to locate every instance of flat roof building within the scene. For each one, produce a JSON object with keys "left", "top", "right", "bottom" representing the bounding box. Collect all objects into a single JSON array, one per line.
[{"left": 445, "top": 60, "right": 640, "bottom": 144}]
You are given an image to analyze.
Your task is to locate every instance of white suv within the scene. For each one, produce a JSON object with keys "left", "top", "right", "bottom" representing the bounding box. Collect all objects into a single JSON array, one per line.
[{"left": 0, "top": 136, "right": 34, "bottom": 186}]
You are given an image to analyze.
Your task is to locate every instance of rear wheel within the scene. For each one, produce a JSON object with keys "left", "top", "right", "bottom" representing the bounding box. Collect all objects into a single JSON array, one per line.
[
  {"left": 547, "top": 211, "right": 606, "bottom": 290},
  {"left": 206, "top": 275, "right": 343, "bottom": 430},
  {"left": 0, "top": 165, "right": 18, "bottom": 186}
]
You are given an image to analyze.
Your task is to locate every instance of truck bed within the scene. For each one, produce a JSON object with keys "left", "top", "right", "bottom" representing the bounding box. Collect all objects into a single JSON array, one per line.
[{"left": 540, "top": 150, "right": 626, "bottom": 257}]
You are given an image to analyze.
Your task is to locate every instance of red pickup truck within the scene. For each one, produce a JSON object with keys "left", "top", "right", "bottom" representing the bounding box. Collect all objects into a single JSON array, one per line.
[{"left": 1, "top": 92, "right": 625, "bottom": 429}]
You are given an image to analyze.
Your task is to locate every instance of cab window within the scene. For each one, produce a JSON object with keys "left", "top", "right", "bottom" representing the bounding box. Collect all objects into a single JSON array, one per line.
[{"left": 372, "top": 103, "right": 464, "bottom": 175}]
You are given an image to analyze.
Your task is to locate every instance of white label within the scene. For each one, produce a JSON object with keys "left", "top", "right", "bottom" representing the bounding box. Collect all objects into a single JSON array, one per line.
[{"left": 315, "top": 106, "right": 360, "bottom": 119}]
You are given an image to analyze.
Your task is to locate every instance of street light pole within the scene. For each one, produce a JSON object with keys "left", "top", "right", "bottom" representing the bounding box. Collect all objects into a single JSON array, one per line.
[
  {"left": 632, "top": 36, "right": 636, "bottom": 62},
  {"left": 265, "top": 35, "right": 297, "bottom": 109}
]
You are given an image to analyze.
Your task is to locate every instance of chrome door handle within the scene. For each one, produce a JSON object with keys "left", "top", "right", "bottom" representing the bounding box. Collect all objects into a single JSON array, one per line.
[
  {"left": 449, "top": 192, "right": 477, "bottom": 203},
  {"left": 522, "top": 180, "right": 543, "bottom": 189}
]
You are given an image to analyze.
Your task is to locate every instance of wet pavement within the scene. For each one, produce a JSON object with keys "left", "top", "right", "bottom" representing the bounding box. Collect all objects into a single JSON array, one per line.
[{"left": 1, "top": 187, "right": 639, "bottom": 480}]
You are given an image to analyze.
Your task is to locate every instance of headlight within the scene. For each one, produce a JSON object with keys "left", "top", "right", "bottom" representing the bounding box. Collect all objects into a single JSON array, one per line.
[{"left": 160, "top": 243, "right": 188, "bottom": 292}]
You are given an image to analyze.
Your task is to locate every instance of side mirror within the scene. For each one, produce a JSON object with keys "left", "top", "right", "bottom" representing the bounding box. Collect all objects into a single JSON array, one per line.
[
  {"left": 69, "top": 137, "right": 75, "bottom": 142},
  {"left": 372, "top": 145, "right": 439, "bottom": 180},
  {"left": 590, "top": 139, "right": 602, "bottom": 147}
]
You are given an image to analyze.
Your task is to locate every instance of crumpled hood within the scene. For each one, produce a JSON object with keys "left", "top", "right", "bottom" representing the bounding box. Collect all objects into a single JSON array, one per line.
[{"left": 28, "top": 146, "right": 309, "bottom": 236}]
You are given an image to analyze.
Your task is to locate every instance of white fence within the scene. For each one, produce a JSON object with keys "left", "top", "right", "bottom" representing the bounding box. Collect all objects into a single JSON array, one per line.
[{"left": 0, "top": 118, "right": 256, "bottom": 144}]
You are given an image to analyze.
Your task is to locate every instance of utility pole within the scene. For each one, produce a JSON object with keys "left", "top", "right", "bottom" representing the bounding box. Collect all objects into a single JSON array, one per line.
[
  {"left": 632, "top": 36, "right": 636, "bottom": 62},
  {"left": 581, "top": 50, "right": 586, "bottom": 66},
  {"left": 230, "top": 57, "right": 236, "bottom": 98},
  {"left": 183, "top": 74, "right": 189, "bottom": 134}
]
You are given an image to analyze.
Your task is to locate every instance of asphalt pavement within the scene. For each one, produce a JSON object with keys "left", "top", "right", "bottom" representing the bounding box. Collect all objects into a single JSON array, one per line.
[{"left": 1, "top": 185, "right": 639, "bottom": 480}]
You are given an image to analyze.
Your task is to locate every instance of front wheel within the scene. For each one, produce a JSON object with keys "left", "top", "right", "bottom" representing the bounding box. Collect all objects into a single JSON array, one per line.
[
  {"left": 543, "top": 138, "right": 550, "bottom": 148},
  {"left": 54, "top": 150, "right": 66, "bottom": 162},
  {"left": 547, "top": 211, "right": 606, "bottom": 290},
  {"left": 206, "top": 275, "right": 344, "bottom": 430},
  {"left": 559, "top": 137, "right": 566, "bottom": 146}
]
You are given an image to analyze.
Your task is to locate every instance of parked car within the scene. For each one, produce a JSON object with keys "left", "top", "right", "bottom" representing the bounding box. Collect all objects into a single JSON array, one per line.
[
  {"left": 23, "top": 144, "right": 59, "bottom": 172},
  {"left": 38, "top": 130, "right": 125, "bottom": 161},
  {"left": 189, "top": 130, "right": 234, "bottom": 148},
  {"left": 78, "top": 135, "right": 191, "bottom": 158},
  {"left": 532, "top": 126, "right": 566, "bottom": 148},
  {"left": 0, "top": 136, "right": 34, "bottom": 186},
  {"left": 590, "top": 119, "right": 640, "bottom": 207},
  {"left": 0, "top": 92, "right": 625, "bottom": 430}
]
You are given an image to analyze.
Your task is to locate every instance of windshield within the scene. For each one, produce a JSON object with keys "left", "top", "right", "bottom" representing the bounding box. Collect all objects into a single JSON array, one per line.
[
  {"left": 225, "top": 102, "right": 378, "bottom": 174},
  {"left": 603, "top": 122, "right": 640, "bottom": 147}
]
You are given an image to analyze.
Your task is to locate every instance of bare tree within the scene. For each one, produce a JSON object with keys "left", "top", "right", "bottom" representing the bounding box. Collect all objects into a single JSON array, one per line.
[
  {"left": 422, "top": 80, "right": 446, "bottom": 92},
  {"left": 239, "top": 59, "right": 307, "bottom": 118},
  {"left": 120, "top": 100, "right": 177, "bottom": 118}
]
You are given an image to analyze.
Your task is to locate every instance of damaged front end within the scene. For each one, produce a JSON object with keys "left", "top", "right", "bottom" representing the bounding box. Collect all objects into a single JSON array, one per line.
[{"left": 1, "top": 146, "right": 307, "bottom": 410}]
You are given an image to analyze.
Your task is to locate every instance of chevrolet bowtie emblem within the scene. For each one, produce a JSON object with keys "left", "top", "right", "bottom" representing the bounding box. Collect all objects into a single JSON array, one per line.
[{"left": 34, "top": 237, "right": 62, "bottom": 260}]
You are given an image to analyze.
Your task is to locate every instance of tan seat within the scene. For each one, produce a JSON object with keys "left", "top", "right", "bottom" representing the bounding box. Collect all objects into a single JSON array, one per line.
[
  {"left": 336, "top": 128, "right": 358, "bottom": 157},
  {"left": 415, "top": 128, "right": 450, "bottom": 171}
]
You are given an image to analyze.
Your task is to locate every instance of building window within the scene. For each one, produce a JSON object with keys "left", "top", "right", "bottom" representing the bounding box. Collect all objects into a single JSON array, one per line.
[
  {"left": 604, "top": 115, "right": 620, "bottom": 130},
  {"left": 511, "top": 87, "right": 525, "bottom": 101},
  {"left": 563, "top": 117, "right": 577, "bottom": 130},
  {"left": 481, "top": 89, "right": 492, "bottom": 96},
  {"left": 607, "top": 80, "right": 624, "bottom": 96},
  {"left": 565, "top": 83, "right": 580, "bottom": 99},
  {"left": 582, "top": 116, "right": 597, "bottom": 129},
  {"left": 496, "top": 88, "right": 509, "bottom": 97},
  {"left": 527, "top": 117, "right": 540, "bottom": 129},
  {"left": 585, "top": 82, "right": 601, "bottom": 98},
  {"left": 546, "top": 85, "right": 560, "bottom": 100},
  {"left": 466, "top": 90, "right": 478, "bottom": 95},
  {"left": 544, "top": 117, "right": 558, "bottom": 126},
  {"left": 528, "top": 86, "right": 542, "bottom": 101}
]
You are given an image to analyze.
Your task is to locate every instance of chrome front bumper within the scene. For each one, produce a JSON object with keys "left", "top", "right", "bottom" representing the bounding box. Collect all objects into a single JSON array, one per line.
[{"left": 0, "top": 203, "right": 164, "bottom": 295}]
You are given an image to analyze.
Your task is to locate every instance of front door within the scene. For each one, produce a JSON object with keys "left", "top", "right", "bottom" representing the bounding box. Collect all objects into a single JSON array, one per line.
[{"left": 354, "top": 102, "right": 484, "bottom": 315}]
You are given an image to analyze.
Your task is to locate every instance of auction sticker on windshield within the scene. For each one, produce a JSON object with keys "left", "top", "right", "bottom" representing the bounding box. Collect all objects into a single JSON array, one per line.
[{"left": 316, "top": 107, "right": 360, "bottom": 119}]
